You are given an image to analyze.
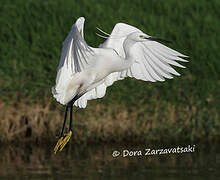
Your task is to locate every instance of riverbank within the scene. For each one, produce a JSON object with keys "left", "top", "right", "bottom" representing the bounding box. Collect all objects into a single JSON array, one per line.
[{"left": 0, "top": 97, "right": 219, "bottom": 144}]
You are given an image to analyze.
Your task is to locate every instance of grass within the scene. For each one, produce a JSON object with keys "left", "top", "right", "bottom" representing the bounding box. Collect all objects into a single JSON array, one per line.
[{"left": 0, "top": 0, "right": 219, "bottom": 142}]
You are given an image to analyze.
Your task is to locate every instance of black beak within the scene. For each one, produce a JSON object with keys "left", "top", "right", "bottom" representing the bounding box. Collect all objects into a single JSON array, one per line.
[{"left": 146, "top": 37, "right": 172, "bottom": 43}]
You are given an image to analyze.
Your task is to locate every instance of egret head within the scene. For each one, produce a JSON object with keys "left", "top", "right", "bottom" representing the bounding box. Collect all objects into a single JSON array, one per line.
[
  {"left": 128, "top": 32, "right": 149, "bottom": 42},
  {"left": 128, "top": 32, "right": 171, "bottom": 43}
]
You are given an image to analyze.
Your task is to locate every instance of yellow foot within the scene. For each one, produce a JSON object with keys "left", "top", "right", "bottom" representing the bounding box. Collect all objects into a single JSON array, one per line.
[
  {"left": 54, "top": 137, "right": 64, "bottom": 154},
  {"left": 59, "top": 131, "right": 72, "bottom": 152},
  {"left": 54, "top": 131, "right": 72, "bottom": 154}
]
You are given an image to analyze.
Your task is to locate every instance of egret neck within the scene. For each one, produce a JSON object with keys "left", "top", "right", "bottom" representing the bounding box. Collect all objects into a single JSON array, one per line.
[{"left": 119, "top": 37, "right": 137, "bottom": 70}]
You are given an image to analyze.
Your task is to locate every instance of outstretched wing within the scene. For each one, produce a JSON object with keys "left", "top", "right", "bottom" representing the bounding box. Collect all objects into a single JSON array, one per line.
[
  {"left": 52, "top": 17, "right": 94, "bottom": 104},
  {"left": 125, "top": 41, "right": 187, "bottom": 82},
  {"left": 73, "top": 23, "right": 188, "bottom": 108},
  {"left": 100, "top": 23, "right": 188, "bottom": 82}
]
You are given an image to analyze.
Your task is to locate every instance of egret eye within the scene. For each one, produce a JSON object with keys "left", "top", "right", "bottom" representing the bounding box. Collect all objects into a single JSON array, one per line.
[{"left": 139, "top": 35, "right": 144, "bottom": 38}]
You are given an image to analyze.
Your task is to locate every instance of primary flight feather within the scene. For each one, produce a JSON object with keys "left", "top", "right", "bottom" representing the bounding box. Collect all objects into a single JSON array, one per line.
[{"left": 52, "top": 17, "right": 188, "bottom": 153}]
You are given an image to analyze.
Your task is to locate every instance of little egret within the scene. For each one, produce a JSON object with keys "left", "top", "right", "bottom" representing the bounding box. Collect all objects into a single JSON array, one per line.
[{"left": 53, "top": 17, "right": 188, "bottom": 153}]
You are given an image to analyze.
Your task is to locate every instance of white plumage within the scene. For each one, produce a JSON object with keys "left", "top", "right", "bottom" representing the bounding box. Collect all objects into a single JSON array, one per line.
[{"left": 52, "top": 17, "right": 188, "bottom": 108}]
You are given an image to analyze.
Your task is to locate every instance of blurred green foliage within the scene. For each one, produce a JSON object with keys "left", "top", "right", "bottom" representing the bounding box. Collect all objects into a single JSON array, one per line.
[{"left": 0, "top": 0, "right": 219, "bottom": 109}]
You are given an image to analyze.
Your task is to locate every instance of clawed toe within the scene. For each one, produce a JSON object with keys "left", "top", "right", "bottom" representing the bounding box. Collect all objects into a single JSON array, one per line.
[{"left": 54, "top": 131, "right": 72, "bottom": 154}]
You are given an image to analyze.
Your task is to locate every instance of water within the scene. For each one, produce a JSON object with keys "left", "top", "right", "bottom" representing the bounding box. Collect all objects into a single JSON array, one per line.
[{"left": 0, "top": 142, "right": 219, "bottom": 180}]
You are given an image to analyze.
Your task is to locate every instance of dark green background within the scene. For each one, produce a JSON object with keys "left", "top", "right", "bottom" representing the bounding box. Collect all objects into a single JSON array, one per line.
[{"left": 0, "top": 0, "right": 219, "bottom": 104}]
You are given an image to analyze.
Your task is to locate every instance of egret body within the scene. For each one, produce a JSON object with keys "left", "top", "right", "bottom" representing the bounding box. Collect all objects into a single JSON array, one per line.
[{"left": 53, "top": 17, "right": 188, "bottom": 153}]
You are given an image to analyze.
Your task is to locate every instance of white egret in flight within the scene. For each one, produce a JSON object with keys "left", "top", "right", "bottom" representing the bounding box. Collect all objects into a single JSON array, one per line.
[{"left": 53, "top": 17, "right": 188, "bottom": 153}]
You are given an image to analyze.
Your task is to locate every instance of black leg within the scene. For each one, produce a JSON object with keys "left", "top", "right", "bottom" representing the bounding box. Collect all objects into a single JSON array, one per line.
[
  {"left": 60, "top": 105, "right": 69, "bottom": 137},
  {"left": 54, "top": 98, "right": 77, "bottom": 154},
  {"left": 69, "top": 101, "right": 73, "bottom": 131}
]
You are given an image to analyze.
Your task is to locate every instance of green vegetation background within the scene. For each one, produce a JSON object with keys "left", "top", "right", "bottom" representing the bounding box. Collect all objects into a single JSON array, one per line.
[{"left": 0, "top": 0, "right": 219, "bottom": 142}]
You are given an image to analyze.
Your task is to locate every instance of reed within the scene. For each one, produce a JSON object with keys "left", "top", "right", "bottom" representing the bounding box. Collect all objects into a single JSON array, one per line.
[{"left": 0, "top": 97, "right": 219, "bottom": 143}]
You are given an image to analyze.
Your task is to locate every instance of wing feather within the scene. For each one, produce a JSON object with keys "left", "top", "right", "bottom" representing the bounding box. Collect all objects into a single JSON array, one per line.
[{"left": 52, "top": 17, "right": 95, "bottom": 105}]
